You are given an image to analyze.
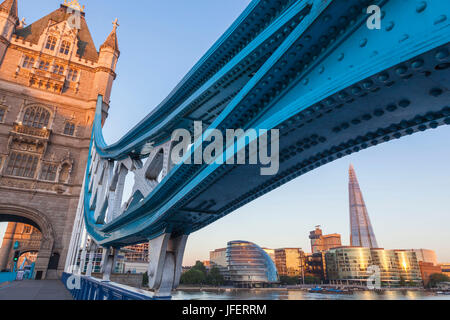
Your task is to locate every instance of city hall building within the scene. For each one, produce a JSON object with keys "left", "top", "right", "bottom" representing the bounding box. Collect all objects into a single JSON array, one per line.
[{"left": 0, "top": 0, "right": 119, "bottom": 279}]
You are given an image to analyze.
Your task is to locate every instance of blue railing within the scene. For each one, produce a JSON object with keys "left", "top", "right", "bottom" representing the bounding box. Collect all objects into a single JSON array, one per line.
[
  {"left": 0, "top": 272, "right": 17, "bottom": 285},
  {"left": 62, "top": 272, "right": 157, "bottom": 300}
]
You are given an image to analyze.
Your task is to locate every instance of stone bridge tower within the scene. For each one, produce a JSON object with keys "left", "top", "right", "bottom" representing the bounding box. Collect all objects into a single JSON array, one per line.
[{"left": 0, "top": 0, "right": 119, "bottom": 279}]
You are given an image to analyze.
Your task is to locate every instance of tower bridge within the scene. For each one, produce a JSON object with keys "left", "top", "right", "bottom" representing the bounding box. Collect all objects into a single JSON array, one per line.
[
  {"left": 62, "top": 0, "right": 450, "bottom": 296},
  {"left": 45, "top": 0, "right": 449, "bottom": 298},
  {"left": 63, "top": 0, "right": 450, "bottom": 298}
]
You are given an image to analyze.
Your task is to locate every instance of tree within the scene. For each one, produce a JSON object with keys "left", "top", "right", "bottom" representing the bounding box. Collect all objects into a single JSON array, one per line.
[
  {"left": 427, "top": 273, "right": 450, "bottom": 288},
  {"left": 279, "top": 276, "right": 299, "bottom": 285},
  {"left": 142, "top": 271, "right": 149, "bottom": 287},
  {"left": 180, "top": 269, "right": 207, "bottom": 285},
  {"left": 207, "top": 267, "right": 225, "bottom": 286},
  {"left": 193, "top": 261, "right": 207, "bottom": 275},
  {"left": 180, "top": 261, "right": 209, "bottom": 285},
  {"left": 304, "top": 275, "right": 320, "bottom": 284},
  {"left": 399, "top": 276, "right": 406, "bottom": 287}
]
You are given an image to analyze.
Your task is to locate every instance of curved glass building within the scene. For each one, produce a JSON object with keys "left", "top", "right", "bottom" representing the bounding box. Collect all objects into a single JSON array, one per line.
[{"left": 227, "top": 241, "right": 279, "bottom": 287}]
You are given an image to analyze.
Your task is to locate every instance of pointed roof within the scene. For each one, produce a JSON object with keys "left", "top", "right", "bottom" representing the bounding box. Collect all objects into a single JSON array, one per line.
[
  {"left": 0, "top": 0, "right": 18, "bottom": 18},
  {"left": 100, "top": 19, "right": 119, "bottom": 53},
  {"left": 13, "top": 5, "right": 99, "bottom": 62},
  {"left": 349, "top": 164, "right": 358, "bottom": 183},
  {"left": 348, "top": 164, "right": 379, "bottom": 249}
]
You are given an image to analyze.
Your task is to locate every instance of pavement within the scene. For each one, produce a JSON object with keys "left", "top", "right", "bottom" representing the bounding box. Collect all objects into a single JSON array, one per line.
[{"left": 0, "top": 280, "right": 73, "bottom": 300}]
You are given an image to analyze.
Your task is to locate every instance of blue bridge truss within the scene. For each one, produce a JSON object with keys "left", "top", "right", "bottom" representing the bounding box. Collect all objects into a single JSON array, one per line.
[{"left": 64, "top": 0, "right": 450, "bottom": 297}]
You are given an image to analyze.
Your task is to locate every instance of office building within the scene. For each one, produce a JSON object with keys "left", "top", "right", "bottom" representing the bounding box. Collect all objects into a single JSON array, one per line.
[
  {"left": 227, "top": 241, "right": 279, "bottom": 287},
  {"left": 326, "top": 247, "right": 373, "bottom": 285},
  {"left": 349, "top": 165, "right": 379, "bottom": 248},
  {"left": 123, "top": 243, "right": 149, "bottom": 262},
  {"left": 419, "top": 261, "right": 442, "bottom": 287},
  {"left": 274, "top": 248, "right": 305, "bottom": 277},
  {"left": 325, "top": 247, "right": 423, "bottom": 287},
  {"left": 440, "top": 263, "right": 450, "bottom": 277},
  {"left": 370, "top": 248, "right": 402, "bottom": 286},
  {"left": 210, "top": 247, "right": 229, "bottom": 280},
  {"left": 309, "top": 226, "right": 342, "bottom": 253},
  {"left": 305, "top": 252, "right": 328, "bottom": 281},
  {"left": 394, "top": 250, "right": 423, "bottom": 285}
]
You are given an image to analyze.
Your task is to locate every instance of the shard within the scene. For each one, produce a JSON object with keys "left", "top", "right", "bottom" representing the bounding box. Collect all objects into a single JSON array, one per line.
[{"left": 349, "top": 165, "right": 379, "bottom": 248}]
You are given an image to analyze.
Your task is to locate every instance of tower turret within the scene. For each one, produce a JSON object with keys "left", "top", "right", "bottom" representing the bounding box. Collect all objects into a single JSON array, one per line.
[
  {"left": 93, "top": 18, "right": 120, "bottom": 116},
  {"left": 0, "top": 0, "right": 18, "bottom": 63}
]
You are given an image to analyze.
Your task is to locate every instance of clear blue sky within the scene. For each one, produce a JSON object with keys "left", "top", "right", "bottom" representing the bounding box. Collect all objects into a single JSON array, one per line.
[{"left": 1, "top": 1, "right": 449, "bottom": 265}]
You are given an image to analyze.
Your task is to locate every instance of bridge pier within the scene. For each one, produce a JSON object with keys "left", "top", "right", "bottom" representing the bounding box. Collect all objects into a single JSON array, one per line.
[
  {"left": 102, "top": 248, "right": 117, "bottom": 282},
  {"left": 147, "top": 233, "right": 188, "bottom": 297}
]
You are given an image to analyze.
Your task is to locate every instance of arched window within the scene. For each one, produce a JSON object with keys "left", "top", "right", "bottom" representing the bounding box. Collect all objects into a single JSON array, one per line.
[
  {"left": 5, "top": 152, "right": 39, "bottom": 178},
  {"left": 22, "top": 56, "right": 35, "bottom": 69},
  {"left": 64, "top": 122, "right": 75, "bottom": 136},
  {"left": 45, "top": 36, "right": 57, "bottom": 51},
  {"left": 53, "top": 64, "right": 64, "bottom": 75},
  {"left": 40, "top": 163, "right": 58, "bottom": 181},
  {"left": 23, "top": 106, "right": 51, "bottom": 129},
  {"left": 60, "top": 40, "right": 71, "bottom": 55}
]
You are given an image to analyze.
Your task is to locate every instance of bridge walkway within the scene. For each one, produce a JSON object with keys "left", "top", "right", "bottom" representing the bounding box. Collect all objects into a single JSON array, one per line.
[{"left": 0, "top": 280, "right": 73, "bottom": 300}]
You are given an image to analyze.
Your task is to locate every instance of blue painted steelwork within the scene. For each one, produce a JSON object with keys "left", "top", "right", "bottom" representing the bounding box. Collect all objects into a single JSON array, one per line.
[
  {"left": 0, "top": 272, "right": 17, "bottom": 285},
  {"left": 80, "top": 0, "right": 449, "bottom": 249},
  {"left": 61, "top": 273, "right": 156, "bottom": 300}
]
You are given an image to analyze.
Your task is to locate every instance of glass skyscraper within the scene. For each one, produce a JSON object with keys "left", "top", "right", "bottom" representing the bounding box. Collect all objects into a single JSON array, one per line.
[{"left": 349, "top": 165, "right": 379, "bottom": 248}]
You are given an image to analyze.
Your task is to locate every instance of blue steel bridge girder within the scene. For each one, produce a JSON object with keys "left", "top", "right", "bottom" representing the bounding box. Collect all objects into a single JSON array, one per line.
[
  {"left": 96, "top": 0, "right": 313, "bottom": 159},
  {"left": 68, "top": 0, "right": 450, "bottom": 296}
]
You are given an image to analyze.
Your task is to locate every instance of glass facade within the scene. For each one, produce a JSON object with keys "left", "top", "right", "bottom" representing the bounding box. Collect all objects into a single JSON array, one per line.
[
  {"left": 371, "top": 249, "right": 401, "bottom": 285},
  {"left": 349, "top": 165, "right": 379, "bottom": 248},
  {"left": 326, "top": 247, "right": 423, "bottom": 286},
  {"left": 395, "top": 250, "right": 422, "bottom": 284},
  {"left": 227, "top": 241, "right": 279, "bottom": 286},
  {"left": 326, "top": 247, "right": 373, "bottom": 283},
  {"left": 274, "top": 248, "right": 305, "bottom": 277}
]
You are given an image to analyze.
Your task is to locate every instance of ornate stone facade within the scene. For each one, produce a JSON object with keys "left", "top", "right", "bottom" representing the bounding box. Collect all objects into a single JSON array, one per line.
[{"left": 0, "top": 0, "right": 119, "bottom": 279}]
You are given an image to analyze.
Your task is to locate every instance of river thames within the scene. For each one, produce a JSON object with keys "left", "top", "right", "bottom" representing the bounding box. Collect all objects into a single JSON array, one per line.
[{"left": 173, "top": 289, "right": 450, "bottom": 300}]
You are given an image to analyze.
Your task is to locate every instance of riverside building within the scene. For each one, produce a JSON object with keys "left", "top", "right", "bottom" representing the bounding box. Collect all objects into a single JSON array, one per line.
[
  {"left": 227, "top": 241, "right": 279, "bottom": 288},
  {"left": 325, "top": 247, "right": 423, "bottom": 287}
]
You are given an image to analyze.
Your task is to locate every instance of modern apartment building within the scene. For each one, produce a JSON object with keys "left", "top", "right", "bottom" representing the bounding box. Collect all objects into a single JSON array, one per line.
[
  {"left": 325, "top": 247, "right": 423, "bottom": 287},
  {"left": 410, "top": 249, "right": 438, "bottom": 265}
]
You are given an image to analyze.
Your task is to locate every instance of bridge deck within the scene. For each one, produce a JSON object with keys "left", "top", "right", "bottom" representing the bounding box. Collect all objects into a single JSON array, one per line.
[{"left": 0, "top": 280, "right": 73, "bottom": 300}]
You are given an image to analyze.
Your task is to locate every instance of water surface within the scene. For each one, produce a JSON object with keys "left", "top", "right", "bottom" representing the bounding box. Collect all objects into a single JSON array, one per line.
[{"left": 173, "top": 289, "right": 450, "bottom": 300}]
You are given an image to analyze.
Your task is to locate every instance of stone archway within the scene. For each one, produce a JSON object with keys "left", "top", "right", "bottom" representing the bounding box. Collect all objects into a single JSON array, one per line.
[{"left": 0, "top": 205, "right": 55, "bottom": 280}]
